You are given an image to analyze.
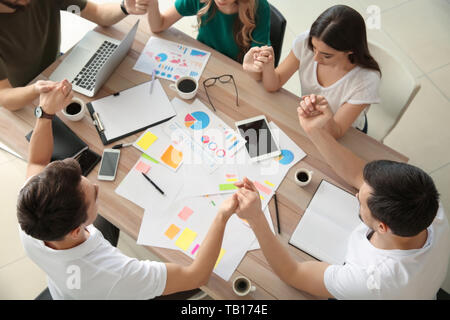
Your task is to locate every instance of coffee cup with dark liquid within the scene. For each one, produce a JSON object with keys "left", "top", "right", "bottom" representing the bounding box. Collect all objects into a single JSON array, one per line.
[
  {"left": 62, "top": 97, "right": 86, "bottom": 122},
  {"left": 232, "top": 276, "right": 256, "bottom": 296},
  {"left": 169, "top": 76, "right": 198, "bottom": 100},
  {"left": 294, "top": 168, "right": 313, "bottom": 187}
]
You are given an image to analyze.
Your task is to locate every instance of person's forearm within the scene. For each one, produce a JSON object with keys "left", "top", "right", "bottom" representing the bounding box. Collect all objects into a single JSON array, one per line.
[
  {"left": 248, "top": 213, "right": 300, "bottom": 285},
  {"left": 0, "top": 85, "right": 38, "bottom": 111},
  {"left": 261, "top": 67, "right": 281, "bottom": 92},
  {"left": 147, "top": 1, "right": 165, "bottom": 33},
  {"left": 188, "top": 212, "right": 229, "bottom": 284},
  {"left": 324, "top": 118, "right": 344, "bottom": 139},
  {"left": 93, "top": 3, "right": 127, "bottom": 27},
  {"left": 307, "top": 128, "right": 366, "bottom": 189},
  {"left": 28, "top": 118, "right": 53, "bottom": 167}
]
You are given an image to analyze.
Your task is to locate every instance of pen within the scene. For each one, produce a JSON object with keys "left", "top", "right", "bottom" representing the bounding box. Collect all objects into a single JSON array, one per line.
[
  {"left": 141, "top": 172, "right": 165, "bottom": 196},
  {"left": 150, "top": 69, "right": 155, "bottom": 94},
  {"left": 274, "top": 193, "right": 281, "bottom": 234},
  {"left": 112, "top": 142, "right": 133, "bottom": 149}
]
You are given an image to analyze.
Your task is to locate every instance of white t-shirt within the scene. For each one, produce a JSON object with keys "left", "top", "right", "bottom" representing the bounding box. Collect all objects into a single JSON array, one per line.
[
  {"left": 324, "top": 205, "right": 450, "bottom": 299},
  {"left": 19, "top": 225, "right": 167, "bottom": 300},
  {"left": 292, "top": 31, "right": 381, "bottom": 130}
]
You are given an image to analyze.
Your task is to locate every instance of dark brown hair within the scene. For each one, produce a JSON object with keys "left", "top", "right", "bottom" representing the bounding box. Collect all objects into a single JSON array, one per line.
[
  {"left": 308, "top": 5, "right": 381, "bottom": 75},
  {"left": 17, "top": 159, "right": 88, "bottom": 241},
  {"left": 363, "top": 160, "right": 439, "bottom": 237}
]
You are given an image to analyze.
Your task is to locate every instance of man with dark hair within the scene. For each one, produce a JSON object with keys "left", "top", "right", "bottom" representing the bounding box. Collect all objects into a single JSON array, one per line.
[
  {"left": 17, "top": 81, "right": 239, "bottom": 299},
  {"left": 0, "top": 0, "right": 149, "bottom": 111},
  {"left": 233, "top": 95, "right": 450, "bottom": 299}
]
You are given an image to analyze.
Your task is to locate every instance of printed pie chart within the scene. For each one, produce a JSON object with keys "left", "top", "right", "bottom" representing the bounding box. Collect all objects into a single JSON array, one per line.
[
  {"left": 184, "top": 112, "right": 210, "bottom": 130},
  {"left": 155, "top": 53, "right": 168, "bottom": 62},
  {"left": 277, "top": 149, "right": 294, "bottom": 165}
]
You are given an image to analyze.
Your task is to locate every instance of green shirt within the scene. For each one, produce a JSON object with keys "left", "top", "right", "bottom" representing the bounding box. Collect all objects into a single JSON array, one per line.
[
  {"left": 175, "top": 0, "right": 271, "bottom": 62},
  {"left": 0, "top": 0, "right": 87, "bottom": 87}
]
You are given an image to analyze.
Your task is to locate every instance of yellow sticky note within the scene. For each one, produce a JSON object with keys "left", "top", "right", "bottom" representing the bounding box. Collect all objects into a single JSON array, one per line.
[
  {"left": 226, "top": 178, "right": 238, "bottom": 182},
  {"left": 264, "top": 180, "right": 275, "bottom": 187},
  {"left": 137, "top": 131, "right": 158, "bottom": 150},
  {"left": 214, "top": 248, "right": 226, "bottom": 269},
  {"left": 175, "top": 228, "right": 197, "bottom": 251}
]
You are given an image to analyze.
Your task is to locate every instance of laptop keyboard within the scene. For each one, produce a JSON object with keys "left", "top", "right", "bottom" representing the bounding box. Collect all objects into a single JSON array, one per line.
[{"left": 72, "top": 40, "right": 118, "bottom": 92}]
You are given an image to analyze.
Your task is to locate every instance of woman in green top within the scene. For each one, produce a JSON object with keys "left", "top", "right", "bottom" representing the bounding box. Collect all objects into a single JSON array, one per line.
[{"left": 145, "top": 0, "right": 271, "bottom": 62}]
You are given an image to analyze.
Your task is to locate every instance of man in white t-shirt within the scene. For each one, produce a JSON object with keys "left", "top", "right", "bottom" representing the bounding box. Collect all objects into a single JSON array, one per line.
[
  {"left": 232, "top": 96, "right": 450, "bottom": 299},
  {"left": 17, "top": 80, "right": 239, "bottom": 300}
]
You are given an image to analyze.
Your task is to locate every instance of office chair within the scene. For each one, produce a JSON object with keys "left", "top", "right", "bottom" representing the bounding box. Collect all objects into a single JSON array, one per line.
[
  {"left": 269, "top": 3, "right": 287, "bottom": 68},
  {"left": 366, "top": 41, "right": 421, "bottom": 143}
]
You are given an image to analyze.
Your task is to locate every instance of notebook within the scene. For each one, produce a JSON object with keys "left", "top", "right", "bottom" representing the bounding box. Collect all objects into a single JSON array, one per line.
[
  {"left": 87, "top": 80, "right": 176, "bottom": 145},
  {"left": 289, "top": 180, "right": 361, "bottom": 265},
  {"left": 25, "top": 116, "right": 100, "bottom": 177}
]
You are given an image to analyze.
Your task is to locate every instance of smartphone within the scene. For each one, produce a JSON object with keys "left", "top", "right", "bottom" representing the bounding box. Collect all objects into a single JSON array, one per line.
[
  {"left": 98, "top": 149, "right": 120, "bottom": 181},
  {"left": 235, "top": 115, "right": 281, "bottom": 162}
]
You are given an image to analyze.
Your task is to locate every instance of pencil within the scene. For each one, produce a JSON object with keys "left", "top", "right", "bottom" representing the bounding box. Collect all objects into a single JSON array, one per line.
[
  {"left": 141, "top": 172, "right": 165, "bottom": 196},
  {"left": 274, "top": 193, "right": 281, "bottom": 234}
]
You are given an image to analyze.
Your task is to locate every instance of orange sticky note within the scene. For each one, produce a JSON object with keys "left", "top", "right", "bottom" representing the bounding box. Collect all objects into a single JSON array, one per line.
[
  {"left": 164, "top": 224, "right": 181, "bottom": 240},
  {"left": 137, "top": 131, "right": 158, "bottom": 150},
  {"left": 160, "top": 145, "right": 183, "bottom": 170}
]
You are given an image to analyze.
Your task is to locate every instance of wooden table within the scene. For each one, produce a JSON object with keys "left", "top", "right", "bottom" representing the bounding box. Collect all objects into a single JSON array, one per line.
[{"left": 0, "top": 16, "right": 408, "bottom": 300}]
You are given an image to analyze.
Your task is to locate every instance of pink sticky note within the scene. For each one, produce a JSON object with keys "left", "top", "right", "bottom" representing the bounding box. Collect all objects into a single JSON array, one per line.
[
  {"left": 191, "top": 244, "right": 200, "bottom": 255},
  {"left": 254, "top": 181, "right": 272, "bottom": 195},
  {"left": 135, "top": 161, "right": 151, "bottom": 174},
  {"left": 177, "top": 206, "right": 194, "bottom": 221}
]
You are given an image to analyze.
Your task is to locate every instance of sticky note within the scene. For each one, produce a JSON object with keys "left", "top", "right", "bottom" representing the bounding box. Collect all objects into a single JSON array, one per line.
[
  {"left": 137, "top": 131, "right": 158, "bottom": 150},
  {"left": 264, "top": 180, "right": 275, "bottom": 187},
  {"left": 225, "top": 174, "right": 237, "bottom": 178},
  {"left": 226, "top": 178, "right": 238, "bottom": 182},
  {"left": 141, "top": 153, "right": 159, "bottom": 164},
  {"left": 254, "top": 181, "right": 272, "bottom": 195},
  {"left": 135, "top": 161, "right": 150, "bottom": 174},
  {"left": 219, "top": 184, "right": 238, "bottom": 191},
  {"left": 164, "top": 224, "right": 181, "bottom": 240},
  {"left": 178, "top": 206, "right": 194, "bottom": 221},
  {"left": 175, "top": 228, "right": 197, "bottom": 251},
  {"left": 160, "top": 145, "right": 183, "bottom": 170},
  {"left": 191, "top": 244, "right": 200, "bottom": 255},
  {"left": 214, "top": 248, "right": 226, "bottom": 269}
]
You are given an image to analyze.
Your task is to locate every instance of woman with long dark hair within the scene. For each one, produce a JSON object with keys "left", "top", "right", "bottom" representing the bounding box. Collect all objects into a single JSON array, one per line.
[
  {"left": 243, "top": 5, "right": 381, "bottom": 137},
  {"left": 145, "top": 0, "right": 271, "bottom": 63}
]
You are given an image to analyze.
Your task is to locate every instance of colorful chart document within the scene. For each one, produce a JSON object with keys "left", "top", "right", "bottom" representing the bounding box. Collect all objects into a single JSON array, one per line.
[{"left": 133, "top": 37, "right": 211, "bottom": 82}]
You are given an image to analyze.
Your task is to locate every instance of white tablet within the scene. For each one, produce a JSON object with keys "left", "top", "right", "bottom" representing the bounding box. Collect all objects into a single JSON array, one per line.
[{"left": 235, "top": 115, "right": 281, "bottom": 162}]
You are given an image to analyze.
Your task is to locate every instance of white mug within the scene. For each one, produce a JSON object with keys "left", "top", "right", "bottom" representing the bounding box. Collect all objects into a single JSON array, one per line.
[
  {"left": 169, "top": 76, "right": 198, "bottom": 100},
  {"left": 232, "top": 276, "right": 256, "bottom": 296},
  {"left": 62, "top": 97, "right": 86, "bottom": 122},
  {"left": 294, "top": 168, "right": 313, "bottom": 187}
]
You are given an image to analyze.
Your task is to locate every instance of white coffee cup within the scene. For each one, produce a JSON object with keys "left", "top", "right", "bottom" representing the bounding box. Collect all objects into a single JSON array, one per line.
[
  {"left": 294, "top": 168, "right": 313, "bottom": 187},
  {"left": 169, "top": 76, "right": 198, "bottom": 100},
  {"left": 62, "top": 97, "right": 86, "bottom": 122},
  {"left": 232, "top": 276, "right": 256, "bottom": 297}
]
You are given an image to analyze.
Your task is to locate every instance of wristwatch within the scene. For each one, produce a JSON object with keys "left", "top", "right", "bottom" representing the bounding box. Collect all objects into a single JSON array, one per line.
[
  {"left": 34, "top": 106, "right": 54, "bottom": 120},
  {"left": 120, "top": 0, "right": 129, "bottom": 15}
]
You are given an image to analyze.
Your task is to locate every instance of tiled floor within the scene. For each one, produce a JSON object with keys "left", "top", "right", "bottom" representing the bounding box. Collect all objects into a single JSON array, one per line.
[{"left": 1, "top": 0, "right": 449, "bottom": 299}]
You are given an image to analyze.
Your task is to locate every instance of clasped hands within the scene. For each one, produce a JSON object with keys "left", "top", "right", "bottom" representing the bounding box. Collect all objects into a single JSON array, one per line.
[{"left": 38, "top": 79, "right": 73, "bottom": 115}]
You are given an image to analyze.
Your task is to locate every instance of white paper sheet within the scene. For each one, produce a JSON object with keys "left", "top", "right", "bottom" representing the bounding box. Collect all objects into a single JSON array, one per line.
[{"left": 133, "top": 37, "right": 211, "bottom": 82}]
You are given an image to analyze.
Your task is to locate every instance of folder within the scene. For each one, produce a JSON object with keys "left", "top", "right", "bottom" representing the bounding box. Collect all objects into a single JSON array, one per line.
[
  {"left": 25, "top": 116, "right": 100, "bottom": 177},
  {"left": 87, "top": 80, "right": 176, "bottom": 145}
]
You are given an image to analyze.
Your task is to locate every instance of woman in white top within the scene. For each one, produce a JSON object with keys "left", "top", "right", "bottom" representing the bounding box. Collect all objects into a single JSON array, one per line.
[{"left": 243, "top": 5, "right": 381, "bottom": 137}]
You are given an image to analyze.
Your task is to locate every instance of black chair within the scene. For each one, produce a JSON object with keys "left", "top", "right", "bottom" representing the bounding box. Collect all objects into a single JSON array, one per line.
[
  {"left": 35, "top": 287, "right": 53, "bottom": 300},
  {"left": 269, "top": 3, "right": 287, "bottom": 68},
  {"left": 437, "top": 288, "right": 450, "bottom": 300}
]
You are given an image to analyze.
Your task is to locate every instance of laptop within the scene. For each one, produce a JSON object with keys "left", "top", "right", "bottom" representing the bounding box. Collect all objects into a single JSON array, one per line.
[{"left": 50, "top": 21, "right": 139, "bottom": 97}]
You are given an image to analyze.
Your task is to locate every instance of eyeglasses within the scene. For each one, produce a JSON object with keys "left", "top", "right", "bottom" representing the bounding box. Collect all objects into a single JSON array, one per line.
[{"left": 203, "top": 74, "right": 239, "bottom": 112}]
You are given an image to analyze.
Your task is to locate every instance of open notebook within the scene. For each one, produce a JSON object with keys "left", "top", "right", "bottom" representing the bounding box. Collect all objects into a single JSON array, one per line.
[{"left": 289, "top": 180, "right": 361, "bottom": 265}]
